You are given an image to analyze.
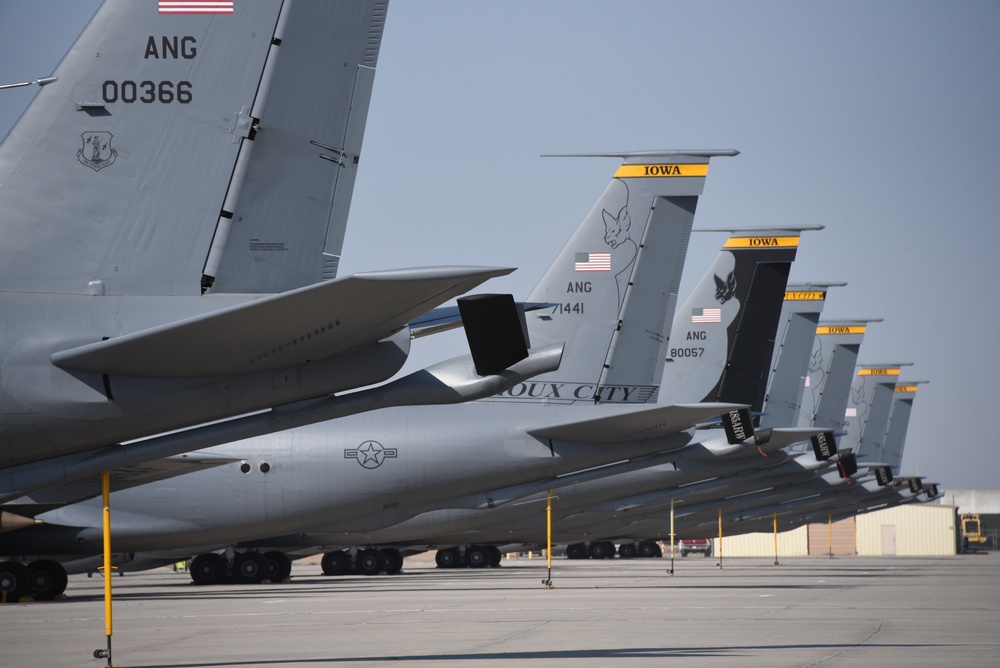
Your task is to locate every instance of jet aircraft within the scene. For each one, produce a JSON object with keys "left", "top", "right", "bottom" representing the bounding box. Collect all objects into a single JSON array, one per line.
[
  {"left": 0, "top": 149, "right": 745, "bottom": 594},
  {"left": 0, "top": 0, "right": 538, "bottom": 508}
]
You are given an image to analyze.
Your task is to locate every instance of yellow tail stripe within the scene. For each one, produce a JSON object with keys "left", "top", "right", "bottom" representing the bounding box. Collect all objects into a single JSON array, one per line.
[
  {"left": 614, "top": 163, "right": 709, "bottom": 178},
  {"left": 816, "top": 325, "right": 866, "bottom": 335},
  {"left": 723, "top": 236, "right": 800, "bottom": 248},
  {"left": 785, "top": 291, "right": 826, "bottom": 301},
  {"left": 858, "top": 368, "right": 901, "bottom": 376}
]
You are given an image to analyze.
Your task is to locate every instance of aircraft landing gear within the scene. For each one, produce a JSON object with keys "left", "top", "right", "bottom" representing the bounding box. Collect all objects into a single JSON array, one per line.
[
  {"left": 27, "top": 559, "right": 68, "bottom": 600},
  {"left": 0, "top": 560, "right": 31, "bottom": 602}
]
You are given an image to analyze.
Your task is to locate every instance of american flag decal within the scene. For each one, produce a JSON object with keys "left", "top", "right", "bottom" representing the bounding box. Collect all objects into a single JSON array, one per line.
[
  {"left": 575, "top": 252, "right": 611, "bottom": 272},
  {"left": 691, "top": 307, "right": 722, "bottom": 323},
  {"left": 159, "top": 1, "right": 234, "bottom": 14}
]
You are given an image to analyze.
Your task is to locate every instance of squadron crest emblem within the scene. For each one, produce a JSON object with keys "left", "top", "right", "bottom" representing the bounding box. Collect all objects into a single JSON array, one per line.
[{"left": 77, "top": 131, "right": 117, "bottom": 172}]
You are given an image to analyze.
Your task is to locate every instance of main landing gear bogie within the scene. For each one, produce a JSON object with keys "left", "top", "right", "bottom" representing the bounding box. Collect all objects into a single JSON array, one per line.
[
  {"left": 190, "top": 551, "right": 285, "bottom": 586},
  {"left": 320, "top": 548, "right": 404, "bottom": 576},
  {"left": 0, "top": 559, "right": 70, "bottom": 602},
  {"left": 434, "top": 545, "right": 503, "bottom": 569}
]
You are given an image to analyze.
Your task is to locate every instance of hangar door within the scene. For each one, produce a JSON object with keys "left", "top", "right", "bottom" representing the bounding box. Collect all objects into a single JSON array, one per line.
[{"left": 807, "top": 517, "right": 856, "bottom": 555}]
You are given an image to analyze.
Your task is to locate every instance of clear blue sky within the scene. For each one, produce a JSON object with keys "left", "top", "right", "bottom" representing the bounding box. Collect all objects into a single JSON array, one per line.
[{"left": 2, "top": 1, "right": 998, "bottom": 494}]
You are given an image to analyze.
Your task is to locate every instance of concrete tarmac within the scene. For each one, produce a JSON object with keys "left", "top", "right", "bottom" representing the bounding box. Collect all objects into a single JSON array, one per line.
[{"left": 2, "top": 552, "right": 998, "bottom": 667}]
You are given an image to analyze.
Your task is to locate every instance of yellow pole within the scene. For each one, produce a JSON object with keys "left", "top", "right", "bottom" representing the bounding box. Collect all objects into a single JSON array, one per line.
[
  {"left": 773, "top": 512, "right": 779, "bottom": 566},
  {"left": 668, "top": 496, "right": 675, "bottom": 575},
  {"left": 717, "top": 507, "right": 723, "bottom": 569},
  {"left": 828, "top": 513, "right": 833, "bottom": 559},
  {"left": 544, "top": 489, "right": 553, "bottom": 589},
  {"left": 100, "top": 470, "right": 113, "bottom": 665}
]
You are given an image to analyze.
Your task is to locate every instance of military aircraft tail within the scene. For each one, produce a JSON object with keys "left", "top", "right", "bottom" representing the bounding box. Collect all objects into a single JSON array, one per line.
[
  {"left": 845, "top": 364, "right": 912, "bottom": 460},
  {"left": 494, "top": 150, "right": 738, "bottom": 405},
  {"left": 881, "top": 381, "right": 926, "bottom": 472},
  {"left": 0, "top": 0, "right": 387, "bottom": 297},
  {"left": 658, "top": 227, "right": 818, "bottom": 409},
  {"left": 799, "top": 320, "right": 878, "bottom": 430},
  {"left": 759, "top": 283, "right": 843, "bottom": 428}
]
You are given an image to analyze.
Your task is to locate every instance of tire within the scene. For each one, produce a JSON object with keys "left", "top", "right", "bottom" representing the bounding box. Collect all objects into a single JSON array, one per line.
[
  {"left": 618, "top": 543, "right": 637, "bottom": 559},
  {"left": 638, "top": 541, "right": 658, "bottom": 558},
  {"left": 321, "top": 550, "right": 350, "bottom": 576},
  {"left": 566, "top": 543, "right": 587, "bottom": 560},
  {"left": 357, "top": 549, "right": 385, "bottom": 576},
  {"left": 486, "top": 545, "right": 503, "bottom": 567},
  {"left": 380, "top": 548, "right": 404, "bottom": 575},
  {"left": 28, "top": 559, "right": 68, "bottom": 600},
  {"left": 234, "top": 552, "right": 269, "bottom": 584},
  {"left": 264, "top": 551, "right": 293, "bottom": 581},
  {"left": 588, "top": 542, "right": 609, "bottom": 560},
  {"left": 0, "top": 560, "right": 32, "bottom": 601},
  {"left": 435, "top": 548, "right": 461, "bottom": 569},
  {"left": 190, "top": 553, "right": 225, "bottom": 586},
  {"left": 466, "top": 546, "right": 489, "bottom": 568}
]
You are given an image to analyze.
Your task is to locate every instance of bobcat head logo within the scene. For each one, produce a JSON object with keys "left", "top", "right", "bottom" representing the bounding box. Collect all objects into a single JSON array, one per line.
[{"left": 714, "top": 271, "right": 736, "bottom": 304}]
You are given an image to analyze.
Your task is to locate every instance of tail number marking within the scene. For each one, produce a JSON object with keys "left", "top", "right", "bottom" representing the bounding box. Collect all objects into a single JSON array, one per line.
[
  {"left": 103, "top": 80, "right": 193, "bottom": 104},
  {"left": 670, "top": 347, "right": 704, "bottom": 358}
]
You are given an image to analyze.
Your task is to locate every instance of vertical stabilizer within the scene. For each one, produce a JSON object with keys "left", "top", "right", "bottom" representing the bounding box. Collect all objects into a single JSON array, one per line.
[
  {"left": 204, "top": 1, "right": 388, "bottom": 293},
  {"left": 759, "top": 283, "right": 843, "bottom": 427},
  {"left": 845, "top": 364, "right": 912, "bottom": 459},
  {"left": 659, "top": 227, "right": 817, "bottom": 408},
  {"left": 0, "top": 0, "right": 285, "bottom": 295},
  {"left": 881, "top": 381, "right": 926, "bottom": 472},
  {"left": 799, "top": 320, "right": 877, "bottom": 431},
  {"left": 492, "top": 150, "right": 738, "bottom": 405}
]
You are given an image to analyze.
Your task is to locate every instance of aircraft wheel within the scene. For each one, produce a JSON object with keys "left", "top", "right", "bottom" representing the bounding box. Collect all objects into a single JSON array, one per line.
[
  {"left": 264, "top": 551, "right": 293, "bottom": 581},
  {"left": 486, "top": 545, "right": 503, "bottom": 567},
  {"left": 357, "top": 549, "right": 385, "bottom": 576},
  {"left": 28, "top": 559, "right": 68, "bottom": 600},
  {"left": 190, "top": 553, "right": 225, "bottom": 585},
  {"left": 565, "top": 543, "right": 587, "bottom": 560},
  {"left": 435, "top": 547, "right": 461, "bottom": 569},
  {"left": 320, "top": 550, "right": 350, "bottom": 576},
  {"left": 0, "top": 560, "right": 31, "bottom": 601},
  {"left": 234, "top": 552, "right": 269, "bottom": 584},
  {"left": 638, "top": 541, "right": 658, "bottom": 558},
  {"left": 618, "top": 543, "right": 637, "bottom": 559},
  {"left": 588, "top": 541, "right": 610, "bottom": 560},
  {"left": 380, "top": 548, "right": 404, "bottom": 575},
  {"left": 466, "top": 545, "right": 489, "bottom": 568}
]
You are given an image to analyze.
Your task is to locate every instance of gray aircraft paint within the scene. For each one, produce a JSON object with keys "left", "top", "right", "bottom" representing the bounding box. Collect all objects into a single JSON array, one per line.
[
  {"left": 2, "top": 151, "right": 741, "bottom": 557},
  {"left": 797, "top": 321, "right": 876, "bottom": 432},
  {"left": 759, "top": 283, "right": 840, "bottom": 428},
  {"left": 231, "top": 229, "right": 830, "bottom": 551},
  {"left": 0, "top": 0, "right": 523, "bottom": 501},
  {"left": 880, "top": 382, "right": 926, "bottom": 473},
  {"left": 847, "top": 364, "right": 911, "bottom": 460}
]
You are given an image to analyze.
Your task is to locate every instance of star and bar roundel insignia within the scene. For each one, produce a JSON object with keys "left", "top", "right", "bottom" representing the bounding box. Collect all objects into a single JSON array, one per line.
[{"left": 344, "top": 440, "right": 397, "bottom": 469}]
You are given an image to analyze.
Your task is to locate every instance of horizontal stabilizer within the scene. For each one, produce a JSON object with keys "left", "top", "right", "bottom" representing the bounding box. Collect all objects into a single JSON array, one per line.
[
  {"left": 20, "top": 453, "right": 241, "bottom": 508},
  {"left": 51, "top": 266, "right": 511, "bottom": 377},
  {"left": 458, "top": 294, "right": 529, "bottom": 376},
  {"left": 527, "top": 402, "right": 745, "bottom": 443},
  {"left": 761, "top": 428, "right": 830, "bottom": 453},
  {"left": 409, "top": 302, "right": 553, "bottom": 338}
]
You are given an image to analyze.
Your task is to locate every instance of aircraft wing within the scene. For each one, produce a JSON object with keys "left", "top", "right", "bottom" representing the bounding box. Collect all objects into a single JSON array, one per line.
[
  {"left": 527, "top": 403, "right": 746, "bottom": 443},
  {"left": 52, "top": 266, "right": 511, "bottom": 377}
]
